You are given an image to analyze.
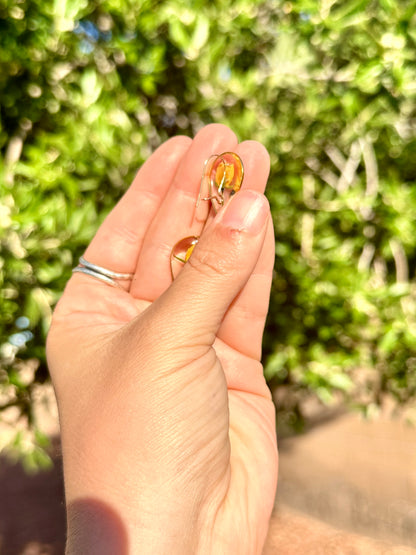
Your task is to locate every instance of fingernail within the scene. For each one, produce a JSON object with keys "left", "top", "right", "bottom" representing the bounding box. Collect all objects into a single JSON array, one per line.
[{"left": 218, "top": 190, "right": 269, "bottom": 234}]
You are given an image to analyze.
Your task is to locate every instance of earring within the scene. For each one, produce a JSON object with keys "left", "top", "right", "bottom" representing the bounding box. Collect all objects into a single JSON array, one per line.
[
  {"left": 198, "top": 151, "right": 244, "bottom": 211},
  {"left": 170, "top": 152, "right": 244, "bottom": 279}
]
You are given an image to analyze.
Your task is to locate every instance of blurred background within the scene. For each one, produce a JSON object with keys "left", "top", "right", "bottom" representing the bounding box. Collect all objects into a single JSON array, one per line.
[{"left": 1, "top": 0, "right": 416, "bottom": 552}]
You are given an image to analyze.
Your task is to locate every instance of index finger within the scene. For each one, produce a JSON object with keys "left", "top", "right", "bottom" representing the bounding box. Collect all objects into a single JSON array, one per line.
[{"left": 82, "top": 136, "right": 192, "bottom": 276}]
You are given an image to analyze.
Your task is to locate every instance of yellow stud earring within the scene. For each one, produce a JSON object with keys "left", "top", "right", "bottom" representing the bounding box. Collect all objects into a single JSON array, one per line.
[{"left": 170, "top": 152, "right": 244, "bottom": 279}]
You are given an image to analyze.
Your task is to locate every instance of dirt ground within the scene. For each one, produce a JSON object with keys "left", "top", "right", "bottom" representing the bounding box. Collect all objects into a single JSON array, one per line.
[
  {"left": 269, "top": 409, "right": 416, "bottom": 554},
  {"left": 1, "top": 409, "right": 416, "bottom": 554}
]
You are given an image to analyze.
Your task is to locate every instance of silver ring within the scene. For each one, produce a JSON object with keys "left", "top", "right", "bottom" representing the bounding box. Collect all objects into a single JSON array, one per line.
[{"left": 72, "top": 256, "right": 134, "bottom": 288}]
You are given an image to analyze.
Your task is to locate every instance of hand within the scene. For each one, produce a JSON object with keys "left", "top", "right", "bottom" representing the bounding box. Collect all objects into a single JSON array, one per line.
[{"left": 47, "top": 124, "right": 278, "bottom": 554}]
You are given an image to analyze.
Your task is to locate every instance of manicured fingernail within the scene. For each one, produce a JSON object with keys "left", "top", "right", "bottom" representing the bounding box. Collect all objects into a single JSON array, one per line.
[{"left": 218, "top": 190, "right": 269, "bottom": 234}]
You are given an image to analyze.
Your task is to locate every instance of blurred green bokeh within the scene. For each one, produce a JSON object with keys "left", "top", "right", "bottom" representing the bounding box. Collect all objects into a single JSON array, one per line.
[{"left": 1, "top": 0, "right": 416, "bottom": 467}]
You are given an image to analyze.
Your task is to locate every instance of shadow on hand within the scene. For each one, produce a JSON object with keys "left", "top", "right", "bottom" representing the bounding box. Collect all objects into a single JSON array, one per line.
[
  {"left": 0, "top": 438, "right": 128, "bottom": 554},
  {"left": 66, "top": 498, "right": 128, "bottom": 555}
]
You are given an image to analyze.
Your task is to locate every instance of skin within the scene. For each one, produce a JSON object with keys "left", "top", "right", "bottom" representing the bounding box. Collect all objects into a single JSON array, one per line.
[{"left": 47, "top": 124, "right": 278, "bottom": 554}]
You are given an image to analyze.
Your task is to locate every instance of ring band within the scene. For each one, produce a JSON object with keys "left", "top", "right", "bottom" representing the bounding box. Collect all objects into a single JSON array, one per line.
[
  {"left": 78, "top": 256, "right": 133, "bottom": 280},
  {"left": 72, "top": 256, "right": 134, "bottom": 288}
]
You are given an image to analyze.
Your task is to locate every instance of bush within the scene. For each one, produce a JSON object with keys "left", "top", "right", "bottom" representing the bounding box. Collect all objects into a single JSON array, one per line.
[{"left": 1, "top": 0, "right": 416, "bottom": 465}]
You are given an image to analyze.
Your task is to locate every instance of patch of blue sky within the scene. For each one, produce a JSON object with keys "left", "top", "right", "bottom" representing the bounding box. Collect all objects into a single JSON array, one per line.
[
  {"left": 9, "top": 331, "right": 34, "bottom": 348},
  {"left": 74, "top": 20, "right": 100, "bottom": 42},
  {"left": 74, "top": 20, "right": 112, "bottom": 43},
  {"left": 15, "top": 316, "right": 30, "bottom": 330}
]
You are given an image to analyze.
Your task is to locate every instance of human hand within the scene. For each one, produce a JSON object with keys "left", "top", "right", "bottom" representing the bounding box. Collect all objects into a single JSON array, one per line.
[{"left": 47, "top": 124, "right": 278, "bottom": 554}]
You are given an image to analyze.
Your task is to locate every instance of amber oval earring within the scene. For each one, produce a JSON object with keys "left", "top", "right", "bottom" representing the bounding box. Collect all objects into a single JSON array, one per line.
[{"left": 170, "top": 152, "right": 244, "bottom": 280}]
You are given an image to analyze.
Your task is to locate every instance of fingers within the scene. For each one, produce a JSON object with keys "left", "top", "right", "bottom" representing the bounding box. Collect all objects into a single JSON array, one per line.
[
  {"left": 212, "top": 140, "right": 273, "bottom": 360},
  {"left": 130, "top": 124, "right": 238, "bottom": 301},
  {"left": 143, "top": 190, "right": 270, "bottom": 355},
  {"left": 68, "top": 126, "right": 274, "bottom": 357},
  {"left": 236, "top": 140, "right": 271, "bottom": 195},
  {"left": 200, "top": 140, "right": 271, "bottom": 233},
  {"left": 81, "top": 136, "right": 192, "bottom": 275},
  {"left": 217, "top": 217, "right": 275, "bottom": 360}
]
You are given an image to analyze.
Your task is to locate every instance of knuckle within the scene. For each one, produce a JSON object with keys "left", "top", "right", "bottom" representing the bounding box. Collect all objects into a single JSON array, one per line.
[{"left": 186, "top": 240, "right": 239, "bottom": 279}]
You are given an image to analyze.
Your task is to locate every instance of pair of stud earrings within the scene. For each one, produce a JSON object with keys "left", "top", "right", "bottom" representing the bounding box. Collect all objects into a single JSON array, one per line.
[{"left": 170, "top": 151, "right": 244, "bottom": 279}]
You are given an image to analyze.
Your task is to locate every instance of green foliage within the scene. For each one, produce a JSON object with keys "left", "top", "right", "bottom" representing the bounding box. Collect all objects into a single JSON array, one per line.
[{"left": 1, "top": 0, "right": 416, "bottom": 460}]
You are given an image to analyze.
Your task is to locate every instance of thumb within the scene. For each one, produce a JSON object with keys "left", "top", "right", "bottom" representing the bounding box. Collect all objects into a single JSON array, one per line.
[{"left": 152, "top": 190, "right": 270, "bottom": 348}]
